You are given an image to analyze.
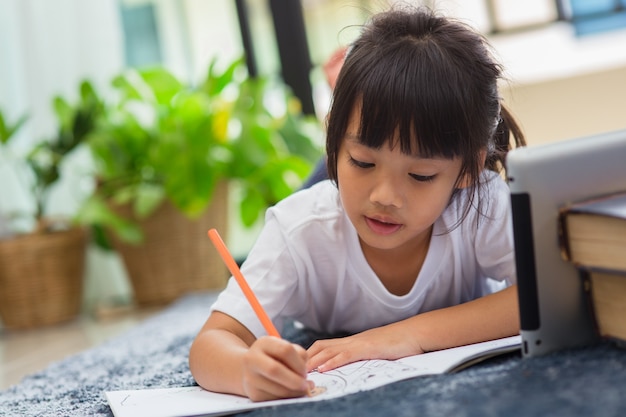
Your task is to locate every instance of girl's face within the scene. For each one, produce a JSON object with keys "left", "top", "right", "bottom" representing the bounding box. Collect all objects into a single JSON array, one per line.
[{"left": 337, "top": 110, "right": 465, "bottom": 256}]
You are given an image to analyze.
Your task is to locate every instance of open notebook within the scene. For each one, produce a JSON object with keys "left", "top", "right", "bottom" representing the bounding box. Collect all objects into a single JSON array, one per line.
[{"left": 106, "top": 335, "right": 520, "bottom": 417}]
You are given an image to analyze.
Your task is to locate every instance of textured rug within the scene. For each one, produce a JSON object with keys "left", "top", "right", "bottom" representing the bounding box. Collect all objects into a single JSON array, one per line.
[{"left": 2, "top": 291, "right": 626, "bottom": 417}]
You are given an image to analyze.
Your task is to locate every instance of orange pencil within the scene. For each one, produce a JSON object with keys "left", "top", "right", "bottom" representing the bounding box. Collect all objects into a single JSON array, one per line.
[{"left": 207, "top": 228, "right": 281, "bottom": 338}]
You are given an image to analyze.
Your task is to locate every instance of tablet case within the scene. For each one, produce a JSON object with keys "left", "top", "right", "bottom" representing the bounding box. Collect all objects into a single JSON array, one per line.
[{"left": 506, "top": 129, "right": 626, "bottom": 357}]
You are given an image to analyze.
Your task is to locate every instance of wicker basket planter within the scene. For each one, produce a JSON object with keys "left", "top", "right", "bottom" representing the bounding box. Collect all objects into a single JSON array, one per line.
[
  {"left": 110, "top": 182, "right": 229, "bottom": 306},
  {"left": 0, "top": 227, "right": 87, "bottom": 329}
]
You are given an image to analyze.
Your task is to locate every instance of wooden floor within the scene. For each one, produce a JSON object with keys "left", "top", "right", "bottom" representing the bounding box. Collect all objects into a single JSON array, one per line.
[{"left": 0, "top": 307, "right": 160, "bottom": 390}]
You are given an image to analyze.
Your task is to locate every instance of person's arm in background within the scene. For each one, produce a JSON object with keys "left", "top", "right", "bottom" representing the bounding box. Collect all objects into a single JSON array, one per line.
[{"left": 323, "top": 46, "right": 347, "bottom": 89}]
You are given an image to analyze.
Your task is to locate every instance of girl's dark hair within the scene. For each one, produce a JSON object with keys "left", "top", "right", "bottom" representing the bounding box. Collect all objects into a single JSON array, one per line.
[{"left": 326, "top": 6, "right": 525, "bottom": 224}]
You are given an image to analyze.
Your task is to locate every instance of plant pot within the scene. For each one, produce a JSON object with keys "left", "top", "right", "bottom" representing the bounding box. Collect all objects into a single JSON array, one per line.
[
  {"left": 110, "top": 182, "right": 229, "bottom": 306},
  {"left": 0, "top": 227, "right": 87, "bottom": 329}
]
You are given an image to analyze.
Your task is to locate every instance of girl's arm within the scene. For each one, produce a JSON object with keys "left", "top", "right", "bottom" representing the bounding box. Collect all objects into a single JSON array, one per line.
[
  {"left": 306, "top": 285, "right": 519, "bottom": 372},
  {"left": 189, "top": 311, "right": 312, "bottom": 401}
]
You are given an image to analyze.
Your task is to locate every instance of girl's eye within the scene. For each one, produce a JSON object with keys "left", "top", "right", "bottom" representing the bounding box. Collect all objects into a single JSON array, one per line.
[
  {"left": 349, "top": 156, "right": 374, "bottom": 169},
  {"left": 409, "top": 173, "right": 436, "bottom": 183}
]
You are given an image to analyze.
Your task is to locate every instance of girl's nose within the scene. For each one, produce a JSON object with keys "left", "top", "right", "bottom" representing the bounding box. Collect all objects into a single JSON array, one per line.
[{"left": 369, "top": 176, "right": 402, "bottom": 208}]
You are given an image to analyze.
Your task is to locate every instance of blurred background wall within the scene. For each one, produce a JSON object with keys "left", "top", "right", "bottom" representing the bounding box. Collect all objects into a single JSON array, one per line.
[{"left": 3, "top": 0, "right": 625, "bottom": 148}]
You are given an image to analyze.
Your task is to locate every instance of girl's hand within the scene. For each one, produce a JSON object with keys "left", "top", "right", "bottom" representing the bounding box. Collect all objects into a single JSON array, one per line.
[
  {"left": 306, "top": 325, "right": 424, "bottom": 373},
  {"left": 242, "top": 336, "right": 314, "bottom": 402}
]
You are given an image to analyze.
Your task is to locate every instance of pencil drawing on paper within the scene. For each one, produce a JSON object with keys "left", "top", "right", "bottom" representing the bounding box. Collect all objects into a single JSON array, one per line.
[{"left": 308, "top": 358, "right": 421, "bottom": 396}]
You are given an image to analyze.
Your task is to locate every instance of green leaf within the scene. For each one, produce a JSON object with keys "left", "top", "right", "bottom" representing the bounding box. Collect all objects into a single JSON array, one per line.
[
  {"left": 161, "top": 150, "right": 218, "bottom": 217},
  {"left": 52, "top": 97, "right": 73, "bottom": 132},
  {"left": 90, "top": 224, "right": 113, "bottom": 251},
  {"left": 279, "top": 112, "right": 323, "bottom": 163},
  {"left": 134, "top": 183, "right": 165, "bottom": 218},
  {"left": 239, "top": 186, "right": 266, "bottom": 227},
  {"left": 75, "top": 195, "right": 143, "bottom": 245},
  {"left": 202, "top": 57, "right": 244, "bottom": 96},
  {"left": 0, "top": 111, "right": 28, "bottom": 144},
  {"left": 79, "top": 80, "right": 99, "bottom": 104},
  {"left": 139, "top": 67, "right": 184, "bottom": 106},
  {"left": 112, "top": 72, "right": 146, "bottom": 102},
  {"left": 0, "top": 112, "right": 6, "bottom": 143}
]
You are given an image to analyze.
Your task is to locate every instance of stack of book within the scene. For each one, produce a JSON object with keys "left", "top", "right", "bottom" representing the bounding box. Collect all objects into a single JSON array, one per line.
[{"left": 559, "top": 192, "right": 626, "bottom": 347}]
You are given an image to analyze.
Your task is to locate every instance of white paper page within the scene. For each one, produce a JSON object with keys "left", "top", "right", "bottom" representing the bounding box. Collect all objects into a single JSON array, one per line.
[
  {"left": 398, "top": 334, "right": 522, "bottom": 373},
  {"left": 106, "top": 335, "right": 521, "bottom": 417}
]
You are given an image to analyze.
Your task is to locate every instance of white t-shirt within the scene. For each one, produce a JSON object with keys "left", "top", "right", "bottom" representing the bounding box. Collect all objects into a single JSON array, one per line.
[{"left": 211, "top": 171, "right": 515, "bottom": 338}]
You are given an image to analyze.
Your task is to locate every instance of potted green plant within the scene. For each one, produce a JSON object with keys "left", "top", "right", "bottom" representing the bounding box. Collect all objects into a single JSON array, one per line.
[
  {"left": 0, "top": 82, "right": 102, "bottom": 328},
  {"left": 78, "top": 57, "right": 323, "bottom": 306}
]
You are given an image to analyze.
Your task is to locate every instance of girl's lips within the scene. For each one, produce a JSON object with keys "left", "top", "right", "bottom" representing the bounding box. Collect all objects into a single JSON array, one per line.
[{"left": 364, "top": 216, "right": 402, "bottom": 235}]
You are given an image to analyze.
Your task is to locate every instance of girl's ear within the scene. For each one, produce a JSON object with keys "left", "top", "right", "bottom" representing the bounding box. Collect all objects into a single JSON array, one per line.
[{"left": 456, "top": 150, "right": 487, "bottom": 189}]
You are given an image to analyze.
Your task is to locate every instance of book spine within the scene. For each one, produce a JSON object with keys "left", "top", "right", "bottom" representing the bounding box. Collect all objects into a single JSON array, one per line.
[
  {"left": 580, "top": 267, "right": 626, "bottom": 346},
  {"left": 557, "top": 206, "right": 573, "bottom": 263},
  {"left": 579, "top": 269, "right": 600, "bottom": 338}
]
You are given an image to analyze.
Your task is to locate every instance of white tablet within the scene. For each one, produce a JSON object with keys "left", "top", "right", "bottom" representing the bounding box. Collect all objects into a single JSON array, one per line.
[{"left": 506, "top": 128, "right": 626, "bottom": 357}]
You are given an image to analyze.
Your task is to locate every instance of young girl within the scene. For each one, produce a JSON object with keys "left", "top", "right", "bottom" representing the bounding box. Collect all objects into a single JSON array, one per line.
[{"left": 190, "top": 5, "right": 525, "bottom": 402}]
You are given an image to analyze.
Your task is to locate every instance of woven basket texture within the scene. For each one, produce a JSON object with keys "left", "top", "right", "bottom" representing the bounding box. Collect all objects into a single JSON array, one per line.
[
  {"left": 0, "top": 227, "right": 87, "bottom": 329},
  {"left": 110, "top": 182, "right": 229, "bottom": 306}
]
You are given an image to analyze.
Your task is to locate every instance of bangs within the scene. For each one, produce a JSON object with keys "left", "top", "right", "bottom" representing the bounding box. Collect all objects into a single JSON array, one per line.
[{"left": 353, "top": 40, "right": 472, "bottom": 159}]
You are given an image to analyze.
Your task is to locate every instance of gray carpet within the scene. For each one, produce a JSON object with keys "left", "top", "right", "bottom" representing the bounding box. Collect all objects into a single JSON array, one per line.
[{"left": 2, "top": 291, "right": 626, "bottom": 417}]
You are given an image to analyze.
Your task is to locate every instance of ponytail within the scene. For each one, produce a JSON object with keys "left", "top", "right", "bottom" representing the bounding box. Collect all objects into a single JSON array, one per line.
[{"left": 485, "top": 104, "right": 526, "bottom": 174}]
